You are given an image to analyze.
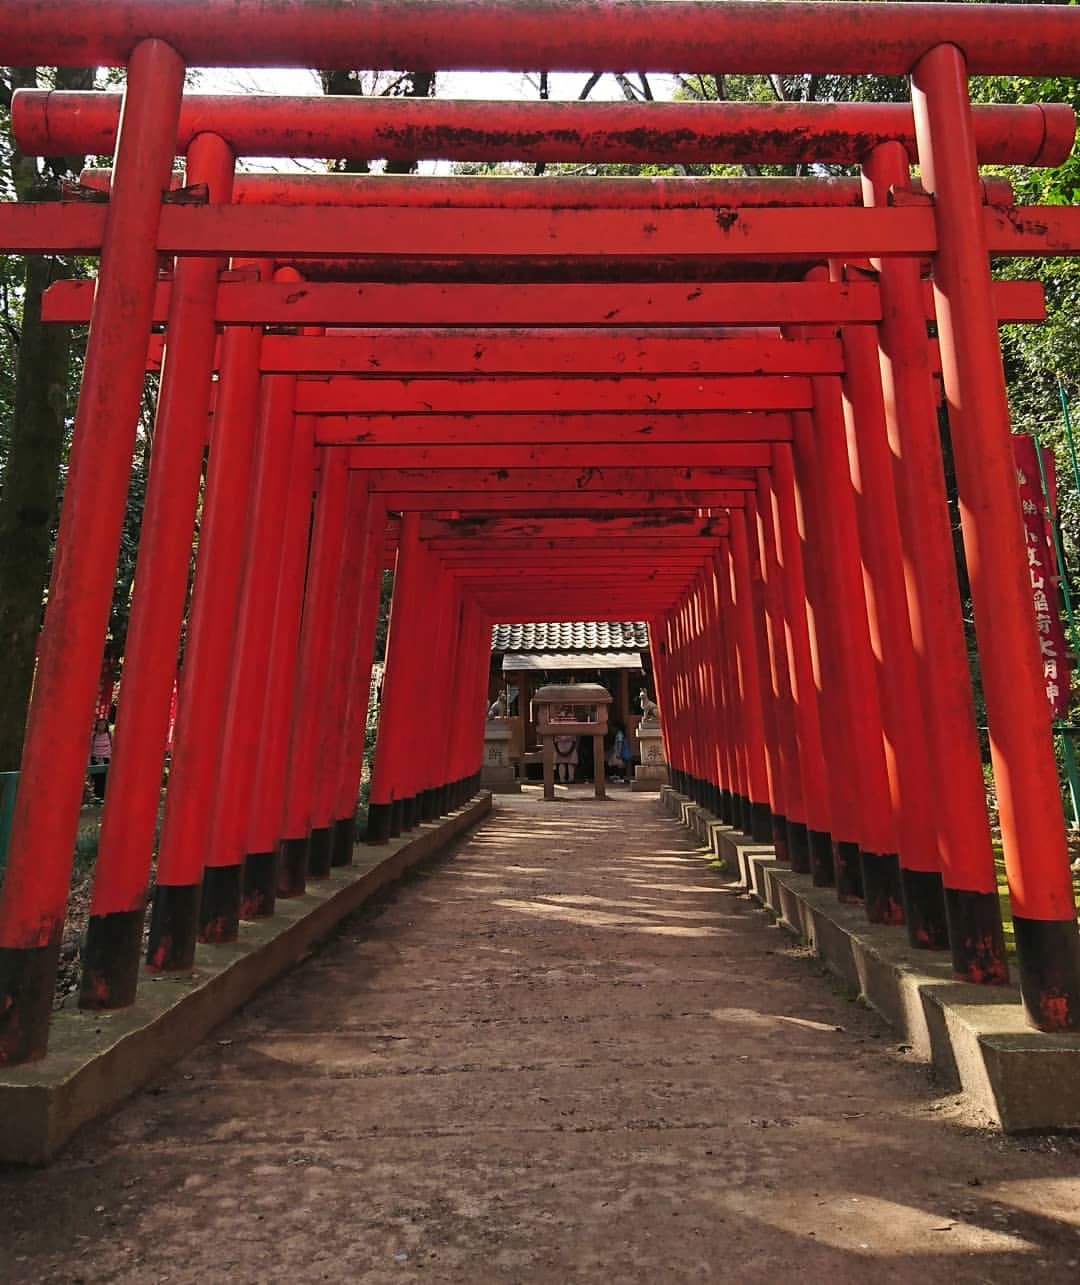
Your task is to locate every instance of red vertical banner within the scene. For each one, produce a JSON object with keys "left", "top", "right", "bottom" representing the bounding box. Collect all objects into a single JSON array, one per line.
[{"left": 1013, "top": 435, "right": 1071, "bottom": 718}]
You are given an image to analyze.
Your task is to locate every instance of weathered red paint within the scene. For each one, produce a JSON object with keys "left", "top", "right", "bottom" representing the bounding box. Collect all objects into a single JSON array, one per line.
[
  {"left": 862, "top": 143, "right": 1001, "bottom": 904},
  {"left": 77, "top": 169, "right": 1019, "bottom": 212},
  {"left": 6, "top": 2, "right": 1080, "bottom": 77},
  {"left": 41, "top": 277, "right": 1047, "bottom": 328},
  {"left": 914, "top": 47, "right": 1073, "bottom": 921},
  {"left": 244, "top": 418, "right": 316, "bottom": 861},
  {"left": 88, "top": 131, "right": 235, "bottom": 930},
  {"left": 0, "top": 38, "right": 185, "bottom": 1065},
  {"left": 16, "top": 90, "right": 1073, "bottom": 167},
  {"left": 149, "top": 322, "right": 263, "bottom": 950},
  {"left": 11, "top": 199, "right": 1080, "bottom": 262}
]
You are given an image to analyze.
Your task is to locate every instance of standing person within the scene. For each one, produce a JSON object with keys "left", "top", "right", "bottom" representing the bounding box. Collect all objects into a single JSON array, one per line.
[
  {"left": 607, "top": 727, "right": 630, "bottom": 783},
  {"left": 553, "top": 731, "right": 579, "bottom": 784},
  {"left": 89, "top": 716, "right": 113, "bottom": 803}
]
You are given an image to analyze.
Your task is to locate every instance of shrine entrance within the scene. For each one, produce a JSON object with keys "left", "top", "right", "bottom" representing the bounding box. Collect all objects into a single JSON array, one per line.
[{"left": 1, "top": 1, "right": 1080, "bottom": 1108}]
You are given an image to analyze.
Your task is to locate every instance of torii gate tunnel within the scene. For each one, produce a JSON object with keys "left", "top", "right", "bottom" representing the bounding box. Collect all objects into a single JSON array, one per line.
[{"left": 3, "top": 0, "right": 1080, "bottom": 1067}]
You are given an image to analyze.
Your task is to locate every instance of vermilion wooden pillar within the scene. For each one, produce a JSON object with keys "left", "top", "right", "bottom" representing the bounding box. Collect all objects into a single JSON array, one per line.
[
  {"left": 688, "top": 581, "right": 710, "bottom": 807},
  {"left": 913, "top": 46, "right": 1078, "bottom": 1024},
  {"left": 728, "top": 514, "right": 773, "bottom": 843},
  {"left": 454, "top": 601, "right": 489, "bottom": 803},
  {"left": 811, "top": 375, "right": 903, "bottom": 918},
  {"left": 422, "top": 569, "right": 460, "bottom": 819},
  {"left": 331, "top": 492, "right": 387, "bottom": 862},
  {"left": 743, "top": 497, "right": 785, "bottom": 844},
  {"left": 440, "top": 589, "right": 470, "bottom": 814},
  {"left": 146, "top": 321, "right": 263, "bottom": 969},
  {"left": 368, "top": 512, "right": 424, "bottom": 842},
  {"left": 760, "top": 468, "right": 812, "bottom": 871},
  {"left": 770, "top": 447, "right": 832, "bottom": 882},
  {"left": 309, "top": 472, "right": 372, "bottom": 864},
  {"left": 713, "top": 550, "right": 746, "bottom": 826},
  {"left": 275, "top": 447, "right": 350, "bottom": 893},
  {"left": 864, "top": 142, "right": 1002, "bottom": 964},
  {"left": 656, "top": 615, "right": 683, "bottom": 794},
  {"left": 832, "top": 264, "right": 952, "bottom": 949},
  {"left": 243, "top": 416, "right": 316, "bottom": 913},
  {"left": 755, "top": 479, "right": 799, "bottom": 861},
  {"left": 0, "top": 39, "right": 185, "bottom": 1063},
  {"left": 678, "top": 599, "right": 697, "bottom": 801},
  {"left": 80, "top": 130, "right": 235, "bottom": 1008},
  {"left": 649, "top": 614, "right": 675, "bottom": 792},
  {"left": 200, "top": 367, "right": 300, "bottom": 938},
  {"left": 790, "top": 410, "right": 863, "bottom": 902}
]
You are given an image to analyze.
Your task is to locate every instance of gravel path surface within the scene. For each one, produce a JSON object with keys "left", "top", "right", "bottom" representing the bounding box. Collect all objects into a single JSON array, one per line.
[{"left": 2, "top": 787, "right": 1079, "bottom": 1283}]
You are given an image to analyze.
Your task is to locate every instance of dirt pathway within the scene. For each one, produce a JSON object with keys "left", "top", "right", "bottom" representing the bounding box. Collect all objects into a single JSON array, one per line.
[{"left": 3, "top": 789, "right": 1080, "bottom": 1283}]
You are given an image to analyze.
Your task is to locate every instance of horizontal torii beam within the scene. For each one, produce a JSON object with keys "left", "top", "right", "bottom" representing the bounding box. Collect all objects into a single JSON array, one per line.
[
  {"left": 374, "top": 491, "right": 746, "bottom": 512},
  {"left": 427, "top": 537, "right": 727, "bottom": 553},
  {"left": 360, "top": 467, "right": 756, "bottom": 492},
  {"left": 314, "top": 413, "right": 792, "bottom": 447},
  {"left": 77, "top": 170, "right": 1017, "bottom": 211},
  {"left": 41, "top": 278, "right": 1047, "bottom": 327},
  {"left": 299, "top": 375, "right": 811, "bottom": 415},
  {"left": 437, "top": 553, "right": 718, "bottom": 568},
  {"left": 347, "top": 443, "right": 772, "bottom": 470},
  {"left": 263, "top": 333, "right": 842, "bottom": 376},
  {"left": 7, "top": 2, "right": 1080, "bottom": 76},
  {"left": 7, "top": 202, "right": 1080, "bottom": 261},
  {"left": 420, "top": 515, "right": 728, "bottom": 539},
  {"left": 16, "top": 92, "right": 1071, "bottom": 167}
]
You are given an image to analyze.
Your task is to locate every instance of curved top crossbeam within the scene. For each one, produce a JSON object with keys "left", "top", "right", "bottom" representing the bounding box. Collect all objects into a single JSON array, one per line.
[{"left": 3, "top": 0, "right": 1080, "bottom": 76}]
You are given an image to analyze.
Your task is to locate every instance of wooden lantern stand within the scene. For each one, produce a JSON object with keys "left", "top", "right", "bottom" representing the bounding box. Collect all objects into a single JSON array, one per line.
[{"left": 534, "top": 683, "right": 613, "bottom": 802}]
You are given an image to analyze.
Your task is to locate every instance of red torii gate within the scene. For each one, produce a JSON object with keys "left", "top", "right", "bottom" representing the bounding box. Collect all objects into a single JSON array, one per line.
[{"left": 0, "top": 1, "right": 1079, "bottom": 1069}]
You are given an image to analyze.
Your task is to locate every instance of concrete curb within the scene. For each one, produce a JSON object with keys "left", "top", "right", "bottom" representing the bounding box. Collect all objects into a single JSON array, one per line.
[
  {"left": 0, "top": 794, "right": 492, "bottom": 1165},
  {"left": 659, "top": 787, "right": 1080, "bottom": 1132}
]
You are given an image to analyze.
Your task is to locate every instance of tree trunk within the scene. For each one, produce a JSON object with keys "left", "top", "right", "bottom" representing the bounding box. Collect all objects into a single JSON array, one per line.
[{"left": 0, "top": 65, "right": 91, "bottom": 770}]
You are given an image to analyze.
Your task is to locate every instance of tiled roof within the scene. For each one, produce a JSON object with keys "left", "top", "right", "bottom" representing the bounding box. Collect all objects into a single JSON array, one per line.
[{"left": 491, "top": 622, "right": 649, "bottom": 652}]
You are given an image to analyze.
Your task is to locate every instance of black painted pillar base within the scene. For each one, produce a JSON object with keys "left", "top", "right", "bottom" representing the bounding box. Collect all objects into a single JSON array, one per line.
[
  {"left": 0, "top": 939, "right": 61, "bottom": 1063},
  {"left": 276, "top": 835, "right": 308, "bottom": 898},
  {"left": 772, "top": 813, "right": 789, "bottom": 862},
  {"left": 808, "top": 829, "right": 834, "bottom": 887},
  {"left": 740, "top": 796, "right": 754, "bottom": 836},
  {"left": 834, "top": 840, "right": 864, "bottom": 904},
  {"left": 367, "top": 801, "right": 392, "bottom": 844},
  {"left": 860, "top": 850, "right": 905, "bottom": 926},
  {"left": 145, "top": 883, "right": 200, "bottom": 971},
  {"left": 199, "top": 864, "right": 242, "bottom": 943},
  {"left": 80, "top": 909, "right": 143, "bottom": 1009},
  {"left": 330, "top": 817, "right": 355, "bottom": 868},
  {"left": 401, "top": 796, "right": 417, "bottom": 832},
  {"left": 900, "top": 868, "right": 950, "bottom": 950},
  {"left": 750, "top": 800, "right": 772, "bottom": 844},
  {"left": 241, "top": 850, "right": 277, "bottom": 918},
  {"left": 944, "top": 887, "right": 1009, "bottom": 985},
  {"left": 718, "top": 788, "right": 733, "bottom": 825},
  {"left": 787, "top": 820, "right": 810, "bottom": 875},
  {"left": 307, "top": 826, "right": 333, "bottom": 879},
  {"left": 389, "top": 798, "right": 404, "bottom": 838},
  {"left": 1013, "top": 916, "right": 1080, "bottom": 1030}
]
